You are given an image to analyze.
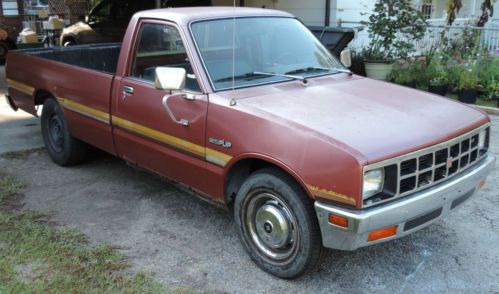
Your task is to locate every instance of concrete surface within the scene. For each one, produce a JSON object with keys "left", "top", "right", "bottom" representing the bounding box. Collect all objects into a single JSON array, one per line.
[
  {"left": 1, "top": 64, "right": 498, "bottom": 293},
  {"left": 0, "top": 66, "right": 43, "bottom": 153},
  {"left": 474, "top": 105, "right": 499, "bottom": 116}
]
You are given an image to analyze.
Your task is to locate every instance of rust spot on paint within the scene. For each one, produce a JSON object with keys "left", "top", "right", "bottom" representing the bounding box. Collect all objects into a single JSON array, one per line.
[{"left": 307, "top": 185, "right": 357, "bottom": 206}]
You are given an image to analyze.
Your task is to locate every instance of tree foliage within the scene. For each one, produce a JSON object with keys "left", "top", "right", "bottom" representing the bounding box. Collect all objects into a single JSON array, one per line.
[
  {"left": 477, "top": 0, "right": 495, "bottom": 27},
  {"left": 445, "top": 0, "right": 496, "bottom": 26},
  {"left": 362, "top": 0, "right": 427, "bottom": 62}
]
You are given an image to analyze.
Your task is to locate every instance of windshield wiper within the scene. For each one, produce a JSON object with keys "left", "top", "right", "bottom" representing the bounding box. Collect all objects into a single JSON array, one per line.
[
  {"left": 214, "top": 72, "right": 268, "bottom": 83},
  {"left": 285, "top": 67, "right": 353, "bottom": 76},
  {"left": 214, "top": 71, "right": 306, "bottom": 83},
  {"left": 285, "top": 67, "right": 331, "bottom": 75}
]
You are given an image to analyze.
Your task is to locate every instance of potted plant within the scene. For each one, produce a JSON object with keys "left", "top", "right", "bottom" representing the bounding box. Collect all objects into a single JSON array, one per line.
[
  {"left": 390, "top": 70, "right": 416, "bottom": 87},
  {"left": 457, "top": 68, "right": 479, "bottom": 104},
  {"left": 424, "top": 52, "right": 448, "bottom": 95},
  {"left": 428, "top": 72, "right": 449, "bottom": 96},
  {"left": 361, "top": 0, "right": 426, "bottom": 80},
  {"left": 445, "top": 59, "right": 462, "bottom": 94},
  {"left": 388, "top": 60, "right": 416, "bottom": 87},
  {"left": 488, "top": 81, "right": 499, "bottom": 108}
]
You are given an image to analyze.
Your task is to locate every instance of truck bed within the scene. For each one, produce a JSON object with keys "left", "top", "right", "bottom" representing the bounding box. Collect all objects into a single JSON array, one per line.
[
  {"left": 6, "top": 42, "right": 118, "bottom": 155},
  {"left": 19, "top": 43, "right": 121, "bottom": 74}
]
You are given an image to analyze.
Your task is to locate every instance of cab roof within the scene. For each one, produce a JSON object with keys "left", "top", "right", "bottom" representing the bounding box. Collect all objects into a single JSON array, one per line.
[{"left": 133, "top": 7, "right": 293, "bottom": 26}]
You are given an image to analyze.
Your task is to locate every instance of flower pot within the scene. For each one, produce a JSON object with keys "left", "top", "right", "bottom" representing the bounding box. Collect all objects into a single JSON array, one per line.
[
  {"left": 493, "top": 95, "right": 499, "bottom": 108},
  {"left": 364, "top": 62, "right": 394, "bottom": 81},
  {"left": 428, "top": 85, "right": 448, "bottom": 96},
  {"left": 458, "top": 89, "right": 477, "bottom": 104}
]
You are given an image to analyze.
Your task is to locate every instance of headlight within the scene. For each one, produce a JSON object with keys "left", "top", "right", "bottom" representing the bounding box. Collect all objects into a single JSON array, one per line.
[
  {"left": 363, "top": 168, "right": 385, "bottom": 199},
  {"left": 478, "top": 129, "right": 487, "bottom": 149}
]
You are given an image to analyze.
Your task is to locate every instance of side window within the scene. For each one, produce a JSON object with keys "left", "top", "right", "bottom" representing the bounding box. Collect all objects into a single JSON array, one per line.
[{"left": 131, "top": 23, "right": 200, "bottom": 92}]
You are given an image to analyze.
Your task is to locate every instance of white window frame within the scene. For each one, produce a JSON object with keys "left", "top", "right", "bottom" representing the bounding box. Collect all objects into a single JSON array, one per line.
[{"left": 2, "top": 0, "right": 19, "bottom": 16}]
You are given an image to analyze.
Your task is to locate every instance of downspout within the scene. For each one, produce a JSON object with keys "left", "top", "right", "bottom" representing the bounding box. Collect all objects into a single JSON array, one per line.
[{"left": 325, "top": 0, "right": 331, "bottom": 26}]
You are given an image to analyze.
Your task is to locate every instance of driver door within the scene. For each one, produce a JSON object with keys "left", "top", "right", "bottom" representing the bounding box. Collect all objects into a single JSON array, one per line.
[{"left": 112, "top": 20, "right": 208, "bottom": 190}]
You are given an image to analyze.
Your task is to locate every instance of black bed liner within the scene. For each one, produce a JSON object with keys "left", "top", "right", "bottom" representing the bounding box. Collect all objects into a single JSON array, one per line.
[{"left": 19, "top": 43, "right": 121, "bottom": 74}]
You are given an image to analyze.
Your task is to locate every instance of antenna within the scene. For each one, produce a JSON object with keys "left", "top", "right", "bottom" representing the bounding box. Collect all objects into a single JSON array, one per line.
[{"left": 230, "top": 0, "right": 237, "bottom": 106}]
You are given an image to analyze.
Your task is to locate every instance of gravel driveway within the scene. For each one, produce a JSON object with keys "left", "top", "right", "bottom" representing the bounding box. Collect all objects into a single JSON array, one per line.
[{"left": 0, "top": 98, "right": 498, "bottom": 292}]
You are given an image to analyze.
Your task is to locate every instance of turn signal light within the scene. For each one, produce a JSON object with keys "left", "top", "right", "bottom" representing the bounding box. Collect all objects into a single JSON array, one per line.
[
  {"left": 328, "top": 214, "right": 349, "bottom": 228},
  {"left": 368, "top": 226, "right": 397, "bottom": 242}
]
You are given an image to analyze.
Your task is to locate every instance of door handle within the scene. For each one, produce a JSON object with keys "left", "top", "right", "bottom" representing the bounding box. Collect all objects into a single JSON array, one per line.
[
  {"left": 162, "top": 93, "right": 195, "bottom": 126},
  {"left": 123, "top": 86, "right": 134, "bottom": 94}
]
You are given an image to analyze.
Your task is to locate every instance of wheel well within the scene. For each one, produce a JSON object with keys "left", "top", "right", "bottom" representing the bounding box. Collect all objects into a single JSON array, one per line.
[
  {"left": 34, "top": 90, "right": 53, "bottom": 106},
  {"left": 224, "top": 158, "right": 307, "bottom": 206}
]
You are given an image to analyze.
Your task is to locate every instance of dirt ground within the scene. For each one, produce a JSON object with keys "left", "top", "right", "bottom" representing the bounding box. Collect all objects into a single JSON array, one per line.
[{"left": 1, "top": 64, "right": 498, "bottom": 293}]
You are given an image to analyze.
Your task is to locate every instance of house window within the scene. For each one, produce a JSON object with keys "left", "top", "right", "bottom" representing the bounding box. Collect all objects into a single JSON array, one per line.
[
  {"left": 2, "top": 0, "right": 19, "bottom": 16},
  {"left": 421, "top": 0, "right": 433, "bottom": 19}
]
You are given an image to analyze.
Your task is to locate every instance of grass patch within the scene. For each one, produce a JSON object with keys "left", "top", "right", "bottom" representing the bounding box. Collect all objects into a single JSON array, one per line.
[
  {"left": 0, "top": 173, "right": 25, "bottom": 202},
  {"left": 0, "top": 147, "right": 46, "bottom": 160},
  {"left": 0, "top": 173, "right": 188, "bottom": 294}
]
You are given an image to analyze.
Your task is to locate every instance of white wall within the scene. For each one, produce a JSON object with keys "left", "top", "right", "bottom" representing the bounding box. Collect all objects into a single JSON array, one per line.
[
  {"left": 274, "top": 0, "right": 326, "bottom": 26},
  {"left": 335, "top": 0, "right": 374, "bottom": 24}
]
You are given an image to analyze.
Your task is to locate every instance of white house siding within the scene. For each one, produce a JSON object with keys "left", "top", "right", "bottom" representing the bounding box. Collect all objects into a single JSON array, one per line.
[
  {"left": 211, "top": 0, "right": 327, "bottom": 26},
  {"left": 212, "top": 0, "right": 499, "bottom": 24},
  {"left": 334, "top": 0, "right": 374, "bottom": 23}
]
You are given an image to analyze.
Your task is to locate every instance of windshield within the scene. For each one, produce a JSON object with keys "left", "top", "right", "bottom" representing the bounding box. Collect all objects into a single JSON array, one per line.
[{"left": 190, "top": 17, "right": 344, "bottom": 90}]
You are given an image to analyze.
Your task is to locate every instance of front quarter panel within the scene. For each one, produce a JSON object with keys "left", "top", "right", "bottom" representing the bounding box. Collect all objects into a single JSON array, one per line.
[{"left": 206, "top": 94, "right": 366, "bottom": 208}]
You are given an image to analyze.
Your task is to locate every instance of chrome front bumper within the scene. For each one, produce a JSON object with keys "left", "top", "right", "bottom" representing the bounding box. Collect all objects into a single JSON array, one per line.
[{"left": 315, "top": 154, "right": 496, "bottom": 251}]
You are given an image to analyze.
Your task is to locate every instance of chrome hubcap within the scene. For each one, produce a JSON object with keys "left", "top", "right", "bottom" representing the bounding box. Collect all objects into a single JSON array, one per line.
[
  {"left": 243, "top": 191, "right": 299, "bottom": 265},
  {"left": 255, "top": 204, "right": 290, "bottom": 249}
]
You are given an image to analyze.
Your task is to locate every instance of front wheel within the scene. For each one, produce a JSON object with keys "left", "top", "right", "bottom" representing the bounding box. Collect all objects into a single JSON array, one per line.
[
  {"left": 234, "top": 168, "right": 323, "bottom": 279},
  {"left": 41, "top": 98, "right": 87, "bottom": 166}
]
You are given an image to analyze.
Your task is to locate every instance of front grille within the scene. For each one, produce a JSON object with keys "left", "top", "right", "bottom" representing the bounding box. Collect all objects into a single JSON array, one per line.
[
  {"left": 363, "top": 125, "right": 490, "bottom": 207},
  {"left": 397, "top": 129, "right": 487, "bottom": 197}
]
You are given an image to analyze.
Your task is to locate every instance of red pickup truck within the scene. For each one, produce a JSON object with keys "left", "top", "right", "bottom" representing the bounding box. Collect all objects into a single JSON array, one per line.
[{"left": 5, "top": 7, "right": 495, "bottom": 278}]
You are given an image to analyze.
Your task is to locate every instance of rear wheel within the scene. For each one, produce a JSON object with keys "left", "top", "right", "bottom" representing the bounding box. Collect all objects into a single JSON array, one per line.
[
  {"left": 234, "top": 168, "right": 323, "bottom": 279},
  {"left": 41, "top": 98, "right": 87, "bottom": 166}
]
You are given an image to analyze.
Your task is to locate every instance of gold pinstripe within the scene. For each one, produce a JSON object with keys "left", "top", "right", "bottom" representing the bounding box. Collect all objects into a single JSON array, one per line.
[
  {"left": 112, "top": 116, "right": 206, "bottom": 157},
  {"left": 57, "top": 97, "right": 110, "bottom": 124},
  {"left": 6, "top": 79, "right": 234, "bottom": 167},
  {"left": 6, "top": 79, "right": 34, "bottom": 95}
]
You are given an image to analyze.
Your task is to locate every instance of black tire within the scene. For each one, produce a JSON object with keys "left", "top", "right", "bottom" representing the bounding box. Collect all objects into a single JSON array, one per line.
[
  {"left": 234, "top": 167, "right": 323, "bottom": 279},
  {"left": 41, "top": 98, "right": 87, "bottom": 166}
]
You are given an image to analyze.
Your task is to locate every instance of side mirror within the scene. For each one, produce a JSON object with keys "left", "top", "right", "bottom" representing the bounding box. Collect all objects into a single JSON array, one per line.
[
  {"left": 155, "top": 67, "right": 186, "bottom": 91},
  {"left": 340, "top": 49, "right": 352, "bottom": 68}
]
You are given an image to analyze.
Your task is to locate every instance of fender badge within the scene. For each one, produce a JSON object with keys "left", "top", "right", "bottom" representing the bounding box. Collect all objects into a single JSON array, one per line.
[{"left": 209, "top": 138, "right": 232, "bottom": 148}]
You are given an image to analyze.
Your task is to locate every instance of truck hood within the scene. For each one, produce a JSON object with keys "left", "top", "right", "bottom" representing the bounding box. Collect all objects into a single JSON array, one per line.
[{"left": 235, "top": 76, "right": 489, "bottom": 163}]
